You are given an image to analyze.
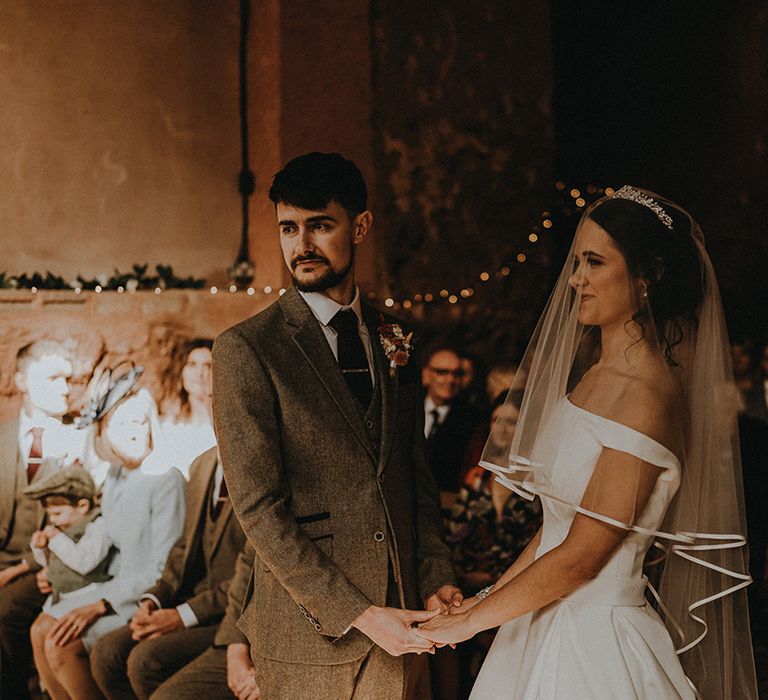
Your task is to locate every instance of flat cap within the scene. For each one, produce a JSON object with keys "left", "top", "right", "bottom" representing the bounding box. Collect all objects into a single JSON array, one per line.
[{"left": 24, "top": 464, "right": 96, "bottom": 501}]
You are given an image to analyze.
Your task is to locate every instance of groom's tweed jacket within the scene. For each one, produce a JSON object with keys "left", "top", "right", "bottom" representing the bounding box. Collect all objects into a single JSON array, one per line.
[{"left": 212, "top": 286, "right": 454, "bottom": 665}]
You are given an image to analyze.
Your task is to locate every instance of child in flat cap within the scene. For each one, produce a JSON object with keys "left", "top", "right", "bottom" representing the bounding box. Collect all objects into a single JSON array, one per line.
[{"left": 25, "top": 465, "right": 114, "bottom": 607}]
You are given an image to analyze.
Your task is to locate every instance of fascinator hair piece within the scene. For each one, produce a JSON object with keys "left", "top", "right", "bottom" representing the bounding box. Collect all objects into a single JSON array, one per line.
[
  {"left": 613, "top": 185, "right": 674, "bottom": 230},
  {"left": 75, "top": 363, "right": 144, "bottom": 429}
]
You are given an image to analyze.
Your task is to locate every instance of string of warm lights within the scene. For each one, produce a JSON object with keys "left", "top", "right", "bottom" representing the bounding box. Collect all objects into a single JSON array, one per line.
[
  {"left": 371, "top": 181, "right": 615, "bottom": 311},
  {"left": 5, "top": 182, "right": 614, "bottom": 306},
  {"left": 12, "top": 283, "right": 290, "bottom": 296}
]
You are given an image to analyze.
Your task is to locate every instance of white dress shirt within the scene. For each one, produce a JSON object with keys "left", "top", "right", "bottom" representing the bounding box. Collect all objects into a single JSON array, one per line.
[
  {"left": 423, "top": 396, "right": 451, "bottom": 439},
  {"left": 298, "top": 287, "right": 375, "bottom": 384},
  {"left": 17, "top": 412, "right": 84, "bottom": 469}
]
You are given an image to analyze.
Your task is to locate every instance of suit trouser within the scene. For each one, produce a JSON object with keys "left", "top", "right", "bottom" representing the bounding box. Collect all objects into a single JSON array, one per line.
[
  {"left": 150, "top": 646, "right": 228, "bottom": 699},
  {"left": 90, "top": 622, "right": 217, "bottom": 700},
  {"left": 0, "top": 570, "right": 47, "bottom": 700}
]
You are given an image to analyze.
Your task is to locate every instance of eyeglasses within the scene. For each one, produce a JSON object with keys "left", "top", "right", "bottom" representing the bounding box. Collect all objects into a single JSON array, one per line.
[{"left": 428, "top": 367, "right": 466, "bottom": 378}]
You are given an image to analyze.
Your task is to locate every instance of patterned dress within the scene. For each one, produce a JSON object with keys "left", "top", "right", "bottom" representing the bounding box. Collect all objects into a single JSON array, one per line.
[{"left": 447, "top": 468, "right": 542, "bottom": 590}]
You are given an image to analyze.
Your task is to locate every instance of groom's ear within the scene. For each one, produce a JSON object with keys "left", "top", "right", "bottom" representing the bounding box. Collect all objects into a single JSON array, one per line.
[{"left": 353, "top": 210, "right": 373, "bottom": 245}]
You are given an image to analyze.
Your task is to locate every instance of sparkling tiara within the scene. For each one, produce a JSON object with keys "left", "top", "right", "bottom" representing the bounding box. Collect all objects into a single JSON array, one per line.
[{"left": 613, "top": 185, "right": 674, "bottom": 230}]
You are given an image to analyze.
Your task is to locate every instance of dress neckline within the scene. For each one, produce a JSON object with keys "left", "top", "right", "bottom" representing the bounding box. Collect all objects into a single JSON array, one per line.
[{"left": 565, "top": 395, "right": 681, "bottom": 468}]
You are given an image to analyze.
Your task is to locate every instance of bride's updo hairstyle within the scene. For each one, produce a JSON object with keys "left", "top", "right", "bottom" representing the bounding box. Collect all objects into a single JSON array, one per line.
[{"left": 588, "top": 195, "right": 704, "bottom": 364}]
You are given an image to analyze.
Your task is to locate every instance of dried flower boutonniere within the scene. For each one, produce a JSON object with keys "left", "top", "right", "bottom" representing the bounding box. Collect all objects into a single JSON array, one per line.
[{"left": 378, "top": 316, "right": 414, "bottom": 377}]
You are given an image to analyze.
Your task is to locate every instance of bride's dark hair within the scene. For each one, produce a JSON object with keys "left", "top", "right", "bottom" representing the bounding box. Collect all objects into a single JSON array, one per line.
[{"left": 588, "top": 196, "right": 704, "bottom": 364}]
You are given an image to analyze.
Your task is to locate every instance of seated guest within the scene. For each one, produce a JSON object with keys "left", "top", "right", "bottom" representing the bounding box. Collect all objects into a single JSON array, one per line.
[
  {"left": 421, "top": 345, "right": 484, "bottom": 699},
  {"left": 26, "top": 465, "right": 114, "bottom": 604},
  {"left": 151, "top": 542, "right": 259, "bottom": 700},
  {"left": 90, "top": 445, "right": 245, "bottom": 699},
  {"left": 446, "top": 391, "right": 542, "bottom": 696},
  {"left": 30, "top": 367, "right": 186, "bottom": 700},
  {"left": 484, "top": 362, "right": 525, "bottom": 405},
  {"left": 422, "top": 345, "right": 485, "bottom": 509},
  {"left": 447, "top": 391, "right": 542, "bottom": 592},
  {"left": 148, "top": 339, "right": 216, "bottom": 478},
  {"left": 25, "top": 465, "right": 115, "bottom": 695},
  {"left": 0, "top": 339, "right": 84, "bottom": 700}
]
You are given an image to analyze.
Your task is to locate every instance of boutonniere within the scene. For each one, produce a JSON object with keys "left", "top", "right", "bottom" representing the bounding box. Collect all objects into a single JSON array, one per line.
[{"left": 378, "top": 315, "right": 414, "bottom": 377}]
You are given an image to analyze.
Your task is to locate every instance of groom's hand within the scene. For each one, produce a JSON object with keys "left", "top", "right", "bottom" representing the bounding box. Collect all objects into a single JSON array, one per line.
[
  {"left": 425, "top": 585, "right": 464, "bottom": 614},
  {"left": 352, "top": 605, "right": 439, "bottom": 656}
]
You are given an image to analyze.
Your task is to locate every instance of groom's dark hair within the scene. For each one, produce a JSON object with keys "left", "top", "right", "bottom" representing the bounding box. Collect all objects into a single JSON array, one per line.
[{"left": 268, "top": 152, "right": 367, "bottom": 217}]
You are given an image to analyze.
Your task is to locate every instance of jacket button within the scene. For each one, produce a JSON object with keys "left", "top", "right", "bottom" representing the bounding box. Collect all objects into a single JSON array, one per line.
[
  {"left": 374, "top": 531, "right": 385, "bottom": 542},
  {"left": 366, "top": 419, "right": 374, "bottom": 430},
  {"left": 314, "top": 622, "right": 322, "bottom": 631}
]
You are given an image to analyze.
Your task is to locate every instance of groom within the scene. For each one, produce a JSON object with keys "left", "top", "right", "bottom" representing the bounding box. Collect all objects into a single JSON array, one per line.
[{"left": 212, "top": 152, "right": 459, "bottom": 699}]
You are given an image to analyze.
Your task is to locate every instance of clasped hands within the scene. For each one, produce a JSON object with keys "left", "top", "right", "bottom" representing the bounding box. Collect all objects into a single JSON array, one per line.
[
  {"left": 129, "top": 599, "right": 185, "bottom": 640},
  {"left": 413, "top": 592, "right": 481, "bottom": 647},
  {"left": 353, "top": 584, "right": 466, "bottom": 656}
]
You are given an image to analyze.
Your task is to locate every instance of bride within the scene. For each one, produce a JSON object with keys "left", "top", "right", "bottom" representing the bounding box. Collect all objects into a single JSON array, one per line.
[{"left": 416, "top": 187, "right": 757, "bottom": 699}]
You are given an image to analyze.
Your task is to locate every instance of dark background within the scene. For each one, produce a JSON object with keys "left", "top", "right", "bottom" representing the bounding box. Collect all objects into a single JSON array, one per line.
[{"left": 371, "top": 1, "right": 768, "bottom": 356}]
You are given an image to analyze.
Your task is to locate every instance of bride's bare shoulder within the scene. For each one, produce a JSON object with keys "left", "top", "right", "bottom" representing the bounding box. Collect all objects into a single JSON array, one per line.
[
  {"left": 613, "top": 372, "right": 683, "bottom": 448},
  {"left": 577, "top": 364, "right": 682, "bottom": 447}
]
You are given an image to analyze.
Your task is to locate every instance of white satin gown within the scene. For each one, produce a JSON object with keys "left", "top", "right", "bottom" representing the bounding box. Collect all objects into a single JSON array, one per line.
[{"left": 471, "top": 398, "right": 694, "bottom": 699}]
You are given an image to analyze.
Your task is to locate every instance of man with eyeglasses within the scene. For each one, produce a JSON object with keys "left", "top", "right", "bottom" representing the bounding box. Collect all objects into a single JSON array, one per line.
[
  {"left": 421, "top": 345, "right": 485, "bottom": 698},
  {"left": 422, "top": 346, "right": 485, "bottom": 512}
]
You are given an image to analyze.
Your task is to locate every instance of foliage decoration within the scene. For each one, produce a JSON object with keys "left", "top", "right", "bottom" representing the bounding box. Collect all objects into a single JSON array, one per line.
[{"left": 0, "top": 264, "right": 206, "bottom": 291}]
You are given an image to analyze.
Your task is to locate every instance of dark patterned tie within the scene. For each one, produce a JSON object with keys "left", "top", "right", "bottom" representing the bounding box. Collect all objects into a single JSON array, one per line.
[
  {"left": 211, "top": 475, "right": 228, "bottom": 521},
  {"left": 27, "top": 427, "right": 44, "bottom": 483},
  {"left": 329, "top": 309, "right": 373, "bottom": 409},
  {"left": 427, "top": 409, "right": 441, "bottom": 439}
]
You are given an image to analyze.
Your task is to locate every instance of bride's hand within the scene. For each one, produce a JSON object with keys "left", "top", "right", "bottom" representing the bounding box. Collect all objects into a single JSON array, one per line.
[
  {"left": 414, "top": 611, "right": 476, "bottom": 646},
  {"left": 448, "top": 595, "right": 481, "bottom": 615}
]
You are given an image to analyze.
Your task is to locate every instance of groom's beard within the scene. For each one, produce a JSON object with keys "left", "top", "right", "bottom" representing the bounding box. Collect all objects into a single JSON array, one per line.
[{"left": 291, "top": 252, "right": 354, "bottom": 292}]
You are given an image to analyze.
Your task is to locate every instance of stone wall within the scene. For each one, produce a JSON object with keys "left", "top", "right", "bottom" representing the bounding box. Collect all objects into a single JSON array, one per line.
[
  {"left": 370, "top": 0, "right": 554, "bottom": 357},
  {"left": 0, "top": 0, "right": 379, "bottom": 292}
]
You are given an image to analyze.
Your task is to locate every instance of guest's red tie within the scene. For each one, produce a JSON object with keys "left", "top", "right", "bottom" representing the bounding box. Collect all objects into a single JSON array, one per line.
[{"left": 27, "top": 427, "right": 44, "bottom": 483}]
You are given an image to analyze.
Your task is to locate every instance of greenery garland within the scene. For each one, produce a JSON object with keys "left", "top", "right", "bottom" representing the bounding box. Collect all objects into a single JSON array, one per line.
[{"left": 0, "top": 264, "right": 206, "bottom": 291}]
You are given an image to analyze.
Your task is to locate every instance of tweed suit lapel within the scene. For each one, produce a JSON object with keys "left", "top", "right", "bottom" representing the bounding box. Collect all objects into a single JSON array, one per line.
[
  {"left": 280, "top": 287, "right": 376, "bottom": 463},
  {"left": 183, "top": 449, "right": 217, "bottom": 576},
  {"left": 362, "top": 304, "right": 398, "bottom": 475},
  {"left": 209, "top": 498, "right": 235, "bottom": 562}
]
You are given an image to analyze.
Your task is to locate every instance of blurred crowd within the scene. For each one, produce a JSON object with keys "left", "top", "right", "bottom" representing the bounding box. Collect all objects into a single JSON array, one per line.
[{"left": 1, "top": 334, "right": 763, "bottom": 699}]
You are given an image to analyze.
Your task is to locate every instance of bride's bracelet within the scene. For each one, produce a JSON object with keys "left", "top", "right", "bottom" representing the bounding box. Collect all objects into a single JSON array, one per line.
[{"left": 476, "top": 584, "right": 494, "bottom": 601}]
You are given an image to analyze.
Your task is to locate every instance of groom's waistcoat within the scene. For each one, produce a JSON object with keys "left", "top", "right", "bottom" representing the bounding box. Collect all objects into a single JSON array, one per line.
[{"left": 213, "top": 286, "right": 454, "bottom": 665}]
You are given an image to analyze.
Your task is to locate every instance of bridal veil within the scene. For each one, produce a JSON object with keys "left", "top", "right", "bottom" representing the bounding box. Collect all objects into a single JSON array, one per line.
[{"left": 481, "top": 188, "right": 758, "bottom": 699}]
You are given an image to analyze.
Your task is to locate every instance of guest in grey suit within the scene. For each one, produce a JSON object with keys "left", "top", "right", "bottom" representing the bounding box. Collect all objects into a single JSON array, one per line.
[
  {"left": 213, "top": 152, "right": 459, "bottom": 700},
  {"left": 0, "top": 339, "right": 82, "bottom": 700}
]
